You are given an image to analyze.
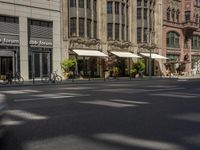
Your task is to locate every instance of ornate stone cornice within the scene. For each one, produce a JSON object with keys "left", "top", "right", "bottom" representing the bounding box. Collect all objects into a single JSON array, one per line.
[
  {"left": 69, "top": 37, "right": 101, "bottom": 49},
  {"left": 107, "top": 40, "right": 132, "bottom": 51}
]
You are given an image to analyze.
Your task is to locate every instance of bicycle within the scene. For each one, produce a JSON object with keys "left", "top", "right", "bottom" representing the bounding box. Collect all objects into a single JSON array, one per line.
[
  {"left": 0, "top": 72, "right": 24, "bottom": 85},
  {"left": 13, "top": 72, "right": 24, "bottom": 85},
  {"left": 41, "top": 71, "right": 62, "bottom": 84}
]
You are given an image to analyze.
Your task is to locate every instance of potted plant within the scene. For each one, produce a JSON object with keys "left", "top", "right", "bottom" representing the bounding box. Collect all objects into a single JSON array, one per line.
[
  {"left": 130, "top": 68, "right": 137, "bottom": 78},
  {"left": 112, "top": 67, "right": 119, "bottom": 79},
  {"left": 61, "top": 58, "right": 77, "bottom": 79},
  {"left": 131, "top": 60, "right": 145, "bottom": 78}
]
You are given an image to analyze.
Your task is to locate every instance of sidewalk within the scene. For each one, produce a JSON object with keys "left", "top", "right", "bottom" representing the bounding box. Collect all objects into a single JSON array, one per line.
[{"left": 0, "top": 75, "right": 200, "bottom": 88}]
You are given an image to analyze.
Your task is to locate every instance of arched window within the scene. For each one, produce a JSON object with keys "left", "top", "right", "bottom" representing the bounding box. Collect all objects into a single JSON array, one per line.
[
  {"left": 176, "top": 9, "right": 179, "bottom": 23},
  {"left": 167, "top": 7, "right": 171, "bottom": 21},
  {"left": 167, "top": 32, "right": 179, "bottom": 48},
  {"left": 171, "top": 9, "right": 175, "bottom": 22},
  {"left": 192, "top": 35, "right": 200, "bottom": 49}
]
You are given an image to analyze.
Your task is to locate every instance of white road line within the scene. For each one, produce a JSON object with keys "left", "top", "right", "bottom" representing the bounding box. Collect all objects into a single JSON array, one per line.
[
  {"left": 110, "top": 99, "right": 150, "bottom": 104},
  {"left": 2, "top": 118, "right": 24, "bottom": 126},
  {"left": 14, "top": 96, "right": 74, "bottom": 102},
  {"left": 5, "top": 110, "right": 48, "bottom": 120},
  {"left": 151, "top": 93, "right": 198, "bottom": 98},
  {"left": 0, "top": 90, "right": 41, "bottom": 94},
  {"left": 80, "top": 100, "right": 136, "bottom": 108}
]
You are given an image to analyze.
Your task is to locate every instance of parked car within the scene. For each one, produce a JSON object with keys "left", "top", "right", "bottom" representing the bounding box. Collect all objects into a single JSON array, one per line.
[{"left": 0, "top": 94, "right": 6, "bottom": 137}]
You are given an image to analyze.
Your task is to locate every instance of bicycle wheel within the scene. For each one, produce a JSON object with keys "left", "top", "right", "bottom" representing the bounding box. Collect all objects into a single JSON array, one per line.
[
  {"left": 55, "top": 75, "right": 62, "bottom": 84},
  {"left": 0, "top": 79, "right": 8, "bottom": 85},
  {"left": 41, "top": 76, "right": 50, "bottom": 83},
  {"left": 15, "top": 77, "right": 24, "bottom": 85}
]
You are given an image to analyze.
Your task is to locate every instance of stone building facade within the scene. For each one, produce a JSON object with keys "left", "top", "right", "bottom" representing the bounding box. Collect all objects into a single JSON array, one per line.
[
  {"left": 163, "top": 0, "right": 200, "bottom": 75},
  {"left": 62, "top": 0, "right": 163, "bottom": 78},
  {"left": 0, "top": 0, "right": 61, "bottom": 80}
]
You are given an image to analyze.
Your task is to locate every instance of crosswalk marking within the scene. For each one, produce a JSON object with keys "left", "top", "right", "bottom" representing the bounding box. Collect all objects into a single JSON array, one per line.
[
  {"left": 152, "top": 92, "right": 199, "bottom": 98},
  {"left": 0, "top": 90, "right": 41, "bottom": 94},
  {"left": 110, "top": 99, "right": 149, "bottom": 105},
  {"left": 80, "top": 100, "right": 137, "bottom": 108},
  {"left": 5, "top": 110, "right": 48, "bottom": 120}
]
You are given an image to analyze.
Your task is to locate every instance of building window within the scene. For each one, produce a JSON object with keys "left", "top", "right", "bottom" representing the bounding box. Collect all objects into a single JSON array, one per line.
[
  {"left": 143, "top": 28, "right": 148, "bottom": 43},
  {"left": 144, "top": 8, "right": 147, "bottom": 19},
  {"left": 107, "top": 23, "right": 113, "bottom": 40},
  {"left": 185, "top": 11, "right": 190, "bottom": 22},
  {"left": 87, "top": 0, "right": 90, "bottom": 9},
  {"left": 79, "top": 0, "right": 84, "bottom": 8},
  {"left": 167, "top": 7, "right": 170, "bottom": 21},
  {"left": 107, "top": 2, "right": 113, "bottom": 14},
  {"left": 115, "top": 2, "right": 119, "bottom": 14},
  {"left": 137, "top": 8, "right": 142, "bottom": 19},
  {"left": 167, "top": 32, "right": 179, "bottom": 48},
  {"left": 94, "top": 0, "right": 97, "bottom": 12},
  {"left": 122, "top": 3, "right": 125, "bottom": 16},
  {"left": 171, "top": 9, "right": 175, "bottom": 22},
  {"left": 70, "top": 0, "right": 76, "bottom": 7},
  {"left": 192, "top": 35, "right": 200, "bottom": 49},
  {"left": 176, "top": 9, "right": 179, "bottom": 23},
  {"left": 144, "top": 0, "right": 148, "bottom": 7},
  {"left": 87, "top": 19, "right": 91, "bottom": 37},
  {"left": 122, "top": 25, "right": 125, "bottom": 40},
  {"left": 0, "top": 15, "right": 19, "bottom": 23},
  {"left": 94, "top": 21, "right": 97, "bottom": 38},
  {"left": 79, "top": 18, "right": 85, "bottom": 37},
  {"left": 136, "top": 0, "right": 155, "bottom": 44},
  {"left": 137, "top": 0, "right": 142, "bottom": 6},
  {"left": 70, "top": 18, "right": 76, "bottom": 36},
  {"left": 115, "top": 23, "right": 119, "bottom": 40},
  {"left": 137, "top": 28, "right": 142, "bottom": 43}
]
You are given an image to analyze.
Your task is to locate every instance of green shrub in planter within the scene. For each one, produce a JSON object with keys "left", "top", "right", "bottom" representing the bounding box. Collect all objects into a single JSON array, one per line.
[
  {"left": 131, "top": 60, "right": 145, "bottom": 77},
  {"left": 61, "top": 58, "right": 77, "bottom": 79},
  {"left": 61, "top": 58, "right": 76, "bottom": 72}
]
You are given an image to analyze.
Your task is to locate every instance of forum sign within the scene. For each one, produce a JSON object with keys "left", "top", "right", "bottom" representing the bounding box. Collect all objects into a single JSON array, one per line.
[
  {"left": 0, "top": 37, "right": 19, "bottom": 46},
  {"left": 29, "top": 39, "right": 53, "bottom": 48}
]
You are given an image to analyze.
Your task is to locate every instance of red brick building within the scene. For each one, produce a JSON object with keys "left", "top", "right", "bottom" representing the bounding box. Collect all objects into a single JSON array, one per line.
[{"left": 163, "top": 0, "right": 200, "bottom": 75}]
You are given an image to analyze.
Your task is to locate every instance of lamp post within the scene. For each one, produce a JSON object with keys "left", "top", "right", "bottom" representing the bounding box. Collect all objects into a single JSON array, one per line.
[
  {"left": 149, "top": 46, "right": 152, "bottom": 79},
  {"left": 139, "top": 31, "right": 157, "bottom": 79}
]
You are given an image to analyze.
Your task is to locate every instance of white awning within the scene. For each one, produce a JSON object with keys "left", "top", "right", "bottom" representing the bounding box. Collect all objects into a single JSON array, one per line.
[
  {"left": 73, "top": 49, "right": 108, "bottom": 57},
  {"left": 111, "top": 51, "right": 141, "bottom": 58},
  {"left": 140, "top": 53, "right": 168, "bottom": 59}
]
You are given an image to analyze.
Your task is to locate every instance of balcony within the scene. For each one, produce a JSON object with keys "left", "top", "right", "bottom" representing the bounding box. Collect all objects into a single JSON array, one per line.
[{"left": 182, "top": 21, "right": 199, "bottom": 31}]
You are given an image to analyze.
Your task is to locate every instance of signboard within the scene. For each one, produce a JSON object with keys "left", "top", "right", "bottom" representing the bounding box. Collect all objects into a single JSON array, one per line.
[
  {"left": 0, "top": 36, "right": 19, "bottom": 46},
  {"left": 29, "top": 38, "right": 53, "bottom": 48}
]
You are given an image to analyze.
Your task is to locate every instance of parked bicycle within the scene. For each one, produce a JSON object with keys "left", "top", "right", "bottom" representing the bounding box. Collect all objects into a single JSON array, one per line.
[
  {"left": 0, "top": 72, "right": 24, "bottom": 85},
  {"left": 41, "top": 70, "right": 62, "bottom": 84}
]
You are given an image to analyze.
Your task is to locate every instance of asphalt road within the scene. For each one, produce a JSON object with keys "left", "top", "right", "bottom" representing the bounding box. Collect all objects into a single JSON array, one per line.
[{"left": 1, "top": 79, "right": 200, "bottom": 150}]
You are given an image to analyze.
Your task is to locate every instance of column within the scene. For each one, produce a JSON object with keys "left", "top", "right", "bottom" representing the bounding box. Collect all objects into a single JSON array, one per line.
[
  {"left": 19, "top": 16, "right": 29, "bottom": 80},
  {"left": 53, "top": 18, "right": 62, "bottom": 75}
]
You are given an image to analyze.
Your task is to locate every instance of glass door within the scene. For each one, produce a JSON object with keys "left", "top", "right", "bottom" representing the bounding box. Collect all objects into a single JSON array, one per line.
[
  {"left": 0, "top": 57, "right": 13, "bottom": 75},
  {"left": 32, "top": 52, "right": 50, "bottom": 78}
]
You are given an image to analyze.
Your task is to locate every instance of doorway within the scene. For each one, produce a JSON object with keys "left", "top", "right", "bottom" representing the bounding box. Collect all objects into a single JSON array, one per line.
[
  {"left": 0, "top": 57, "right": 13, "bottom": 75},
  {"left": 31, "top": 52, "right": 51, "bottom": 78}
]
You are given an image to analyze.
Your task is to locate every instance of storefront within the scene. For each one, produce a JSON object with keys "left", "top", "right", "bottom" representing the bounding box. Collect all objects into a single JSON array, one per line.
[
  {"left": 110, "top": 51, "right": 141, "bottom": 77},
  {"left": 140, "top": 53, "right": 168, "bottom": 76},
  {"left": 28, "top": 19, "right": 53, "bottom": 79},
  {"left": 0, "top": 15, "right": 20, "bottom": 76},
  {"left": 72, "top": 49, "right": 107, "bottom": 78}
]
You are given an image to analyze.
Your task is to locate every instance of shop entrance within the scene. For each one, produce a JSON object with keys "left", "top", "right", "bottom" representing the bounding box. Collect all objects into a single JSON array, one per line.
[
  {"left": 31, "top": 52, "right": 51, "bottom": 78},
  {"left": 0, "top": 57, "right": 13, "bottom": 75}
]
